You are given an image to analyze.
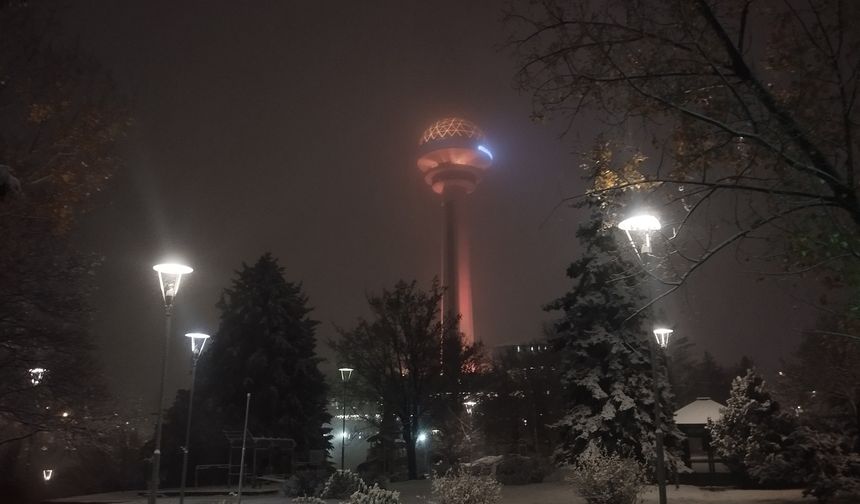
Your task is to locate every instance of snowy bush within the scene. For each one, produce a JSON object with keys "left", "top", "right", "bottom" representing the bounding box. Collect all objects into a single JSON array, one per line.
[
  {"left": 495, "top": 454, "right": 548, "bottom": 485},
  {"left": 348, "top": 483, "right": 401, "bottom": 504},
  {"left": 291, "top": 497, "right": 326, "bottom": 504},
  {"left": 319, "top": 469, "right": 368, "bottom": 499},
  {"left": 568, "top": 446, "right": 645, "bottom": 504},
  {"left": 430, "top": 469, "right": 502, "bottom": 504},
  {"left": 282, "top": 469, "right": 327, "bottom": 497}
]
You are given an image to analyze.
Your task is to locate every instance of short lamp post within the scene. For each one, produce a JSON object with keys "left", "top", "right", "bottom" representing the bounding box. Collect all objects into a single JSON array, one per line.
[
  {"left": 149, "top": 262, "right": 193, "bottom": 504},
  {"left": 338, "top": 367, "right": 354, "bottom": 470},
  {"left": 178, "top": 332, "right": 210, "bottom": 504},
  {"left": 650, "top": 327, "right": 673, "bottom": 504}
]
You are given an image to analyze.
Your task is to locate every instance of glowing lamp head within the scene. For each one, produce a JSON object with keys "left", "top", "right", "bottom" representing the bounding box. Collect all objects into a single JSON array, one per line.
[
  {"left": 43, "top": 469, "right": 53, "bottom": 481},
  {"left": 417, "top": 432, "right": 428, "bottom": 443},
  {"left": 618, "top": 214, "right": 661, "bottom": 232},
  {"left": 338, "top": 367, "right": 354, "bottom": 382},
  {"left": 153, "top": 262, "right": 193, "bottom": 308},
  {"left": 417, "top": 117, "right": 492, "bottom": 194},
  {"left": 29, "top": 367, "right": 46, "bottom": 386},
  {"left": 653, "top": 327, "right": 674, "bottom": 348},
  {"left": 464, "top": 400, "right": 477, "bottom": 414},
  {"left": 185, "top": 332, "right": 210, "bottom": 356},
  {"left": 617, "top": 213, "right": 661, "bottom": 255}
]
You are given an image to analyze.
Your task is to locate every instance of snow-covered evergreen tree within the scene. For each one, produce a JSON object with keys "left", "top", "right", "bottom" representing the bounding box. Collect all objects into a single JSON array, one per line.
[
  {"left": 198, "top": 253, "right": 331, "bottom": 452},
  {"left": 546, "top": 196, "right": 683, "bottom": 468},
  {"left": 708, "top": 368, "right": 800, "bottom": 486}
]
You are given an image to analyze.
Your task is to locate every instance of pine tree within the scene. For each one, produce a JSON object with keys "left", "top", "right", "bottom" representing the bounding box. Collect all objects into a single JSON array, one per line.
[
  {"left": 197, "top": 254, "right": 331, "bottom": 453},
  {"left": 708, "top": 369, "right": 800, "bottom": 487},
  {"left": 546, "top": 197, "right": 683, "bottom": 467}
]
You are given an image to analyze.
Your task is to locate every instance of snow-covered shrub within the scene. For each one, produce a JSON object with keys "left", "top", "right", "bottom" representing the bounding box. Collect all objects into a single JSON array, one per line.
[
  {"left": 348, "top": 484, "right": 401, "bottom": 504},
  {"left": 319, "top": 469, "right": 367, "bottom": 499},
  {"left": 568, "top": 446, "right": 645, "bottom": 504},
  {"left": 431, "top": 469, "right": 502, "bottom": 504},
  {"left": 282, "top": 469, "right": 327, "bottom": 497},
  {"left": 291, "top": 497, "right": 326, "bottom": 504},
  {"left": 495, "top": 454, "right": 548, "bottom": 485}
]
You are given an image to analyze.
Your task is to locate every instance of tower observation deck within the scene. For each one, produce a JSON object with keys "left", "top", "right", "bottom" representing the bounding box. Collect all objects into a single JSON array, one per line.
[{"left": 417, "top": 117, "right": 492, "bottom": 346}]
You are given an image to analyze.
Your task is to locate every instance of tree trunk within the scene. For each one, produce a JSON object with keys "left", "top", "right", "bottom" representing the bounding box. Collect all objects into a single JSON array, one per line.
[{"left": 402, "top": 420, "right": 418, "bottom": 479}]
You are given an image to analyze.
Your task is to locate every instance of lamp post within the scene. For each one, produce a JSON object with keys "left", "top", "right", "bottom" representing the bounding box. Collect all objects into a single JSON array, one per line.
[
  {"left": 178, "top": 332, "right": 210, "bottom": 504},
  {"left": 149, "top": 262, "right": 192, "bottom": 504},
  {"left": 338, "top": 367, "right": 354, "bottom": 470},
  {"left": 650, "top": 327, "right": 673, "bottom": 504}
]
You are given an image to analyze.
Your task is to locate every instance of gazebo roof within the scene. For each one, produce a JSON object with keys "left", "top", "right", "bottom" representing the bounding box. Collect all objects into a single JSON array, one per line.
[{"left": 674, "top": 397, "right": 725, "bottom": 425}]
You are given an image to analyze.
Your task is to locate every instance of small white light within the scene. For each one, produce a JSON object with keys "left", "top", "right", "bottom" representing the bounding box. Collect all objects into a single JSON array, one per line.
[
  {"left": 417, "top": 432, "right": 427, "bottom": 443},
  {"left": 185, "top": 332, "right": 211, "bottom": 355},
  {"left": 43, "top": 469, "right": 53, "bottom": 481},
  {"left": 477, "top": 145, "right": 493, "bottom": 160},
  {"left": 338, "top": 367, "right": 354, "bottom": 382},
  {"left": 29, "top": 367, "right": 47, "bottom": 385},
  {"left": 62, "top": 411, "right": 69, "bottom": 418},
  {"left": 653, "top": 328, "right": 673, "bottom": 348}
]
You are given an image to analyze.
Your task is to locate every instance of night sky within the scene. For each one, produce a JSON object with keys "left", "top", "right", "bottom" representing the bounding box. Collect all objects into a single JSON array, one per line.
[{"left": 59, "top": 1, "right": 815, "bottom": 406}]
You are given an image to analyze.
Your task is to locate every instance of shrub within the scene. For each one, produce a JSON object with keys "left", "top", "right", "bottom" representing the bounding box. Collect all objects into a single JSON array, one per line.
[
  {"left": 319, "top": 469, "right": 368, "bottom": 499},
  {"left": 431, "top": 469, "right": 502, "bottom": 504},
  {"left": 495, "top": 454, "right": 548, "bottom": 485},
  {"left": 282, "top": 469, "right": 327, "bottom": 497},
  {"left": 568, "top": 446, "right": 645, "bottom": 504},
  {"left": 292, "top": 497, "right": 326, "bottom": 504},
  {"left": 348, "top": 483, "right": 401, "bottom": 504}
]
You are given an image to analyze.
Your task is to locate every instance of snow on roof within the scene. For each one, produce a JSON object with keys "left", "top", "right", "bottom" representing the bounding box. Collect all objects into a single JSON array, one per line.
[{"left": 674, "top": 397, "right": 725, "bottom": 425}]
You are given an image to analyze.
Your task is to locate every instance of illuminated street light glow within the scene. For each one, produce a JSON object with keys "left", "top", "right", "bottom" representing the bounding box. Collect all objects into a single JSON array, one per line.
[
  {"left": 153, "top": 263, "right": 193, "bottom": 308},
  {"left": 653, "top": 328, "right": 674, "bottom": 348},
  {"left": 29, "top": 367, "right": 46, "bottom": 385},
  {"left": 62, "top": 411, "right": 70, "bottom": 418},
  {"left": 417, "top": 432, "right": 427, "bottom": 443},
  {"left": 617, "top": 213, "right": 661, "bottom": 256},
  {"left": 185, "top": 332, "right": 210, "bottom": 356},
  {"left": 43, "top": 469, "right": 53, "bottom": 481},
  {"left": 464, "top": 400, "right": 477, "bottom": 414},
  {"left": 338, "top": 367, "right": 354, "bottom": 382}
]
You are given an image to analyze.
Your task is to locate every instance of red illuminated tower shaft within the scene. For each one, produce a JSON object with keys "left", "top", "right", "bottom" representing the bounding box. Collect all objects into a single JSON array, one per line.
[{"left": 441, "top": 184, "right": 475, "bottom": 343}]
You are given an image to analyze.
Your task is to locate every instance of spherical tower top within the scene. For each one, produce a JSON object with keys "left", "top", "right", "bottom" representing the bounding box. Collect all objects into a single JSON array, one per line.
[{"left": 417, "top": 117, "right": 492, "bottom": 194}]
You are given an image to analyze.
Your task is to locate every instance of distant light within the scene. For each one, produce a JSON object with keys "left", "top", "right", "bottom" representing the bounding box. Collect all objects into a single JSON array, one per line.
[
  {"left": 43, "top": 469, "right": 53, "bottom": 481},
  {"left": 653, "top": 328, "right": 674, "bottom": 348},
  {"left": 618, "top": 214, "right": 661, "bottom": 232},
  {"left": 778, "top": 371, "right": 785, "bottom": 376},
  {"left": 417, "top": 432, "right": 427, "bottom": 443},
  {"left": 339, "top": 367, "right": 354, "bottom": 382},
  {"left": 62, "top": 411, "right": 69, "bottom": 418},
  {"left": 477, "top": 145, "right": 493, "bottom": 160},
  {"left": 29, "top": 367, "right": 47, "bottom": 385}
]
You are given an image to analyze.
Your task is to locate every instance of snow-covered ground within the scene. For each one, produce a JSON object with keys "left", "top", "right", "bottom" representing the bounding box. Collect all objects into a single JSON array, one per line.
[{"left": 49, "top": 480, "right": 812, "bottom": 504}]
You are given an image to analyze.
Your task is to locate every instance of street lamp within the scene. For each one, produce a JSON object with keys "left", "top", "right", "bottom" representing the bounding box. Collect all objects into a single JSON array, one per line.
[
  {"left": 29, "top": 367, "right": 47, "bottom": 386},
  {"left": 149, "top": 262, "right": 192, "bottom": 504},
  {"left": 338, "top": 367, "right": 354, "bottom": 470},
  {"left": 649, "top": 326, "right": 673, "bottom": 504},
  {"left": 618, "top": 213, "right": 661, "bottom": 257},
  {"left": 179, "top": 332, "right": 210, "bottom": 504},
  {"left": 42, "top": 469, "right": 53, "bottom": 482},
  {"left": 653, "top": 328, "right": 673, "bottom": 349}
]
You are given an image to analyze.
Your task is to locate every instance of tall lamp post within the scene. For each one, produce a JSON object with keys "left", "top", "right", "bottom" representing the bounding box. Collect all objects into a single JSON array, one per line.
[
  {"left": 178, "top": 332, "right": 210, "bottom": 504},
  {"left": 650, "top": 327, "right": 673, "bottom": 504},
  {"left": 616, "top": 214, "right": 670, "bottom": 504},
  {"left": 338, "top": 367, "right": 354, "bottom": 470},
  {"left": 149, "top": 262, "right": 193, "bottom": 504}
]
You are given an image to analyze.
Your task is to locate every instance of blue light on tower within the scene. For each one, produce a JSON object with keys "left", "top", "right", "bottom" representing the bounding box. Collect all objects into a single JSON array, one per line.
[{"left": 477, "top": 144, "right": 493, "bottom": 160}]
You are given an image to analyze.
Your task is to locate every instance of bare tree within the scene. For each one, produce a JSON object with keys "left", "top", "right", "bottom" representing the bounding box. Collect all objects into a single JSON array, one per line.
[{"left": 507, "top": 0, "right": 860, "bottom": 303}]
